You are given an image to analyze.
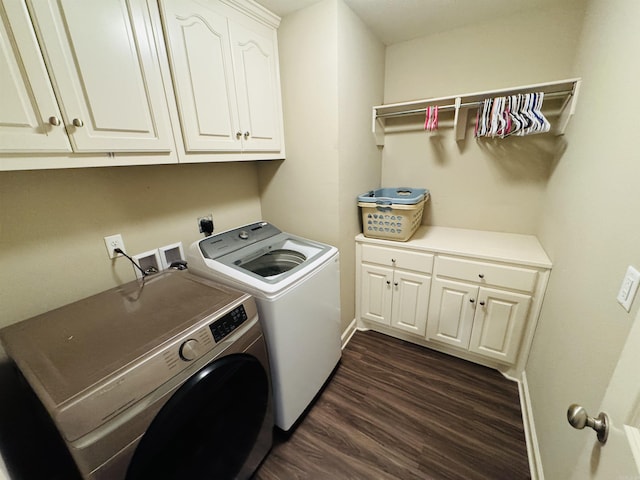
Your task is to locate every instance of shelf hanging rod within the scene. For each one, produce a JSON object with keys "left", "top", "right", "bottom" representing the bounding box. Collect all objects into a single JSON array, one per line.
[{"left": 376, "top": 89, "right": 574, "bottom": 120}]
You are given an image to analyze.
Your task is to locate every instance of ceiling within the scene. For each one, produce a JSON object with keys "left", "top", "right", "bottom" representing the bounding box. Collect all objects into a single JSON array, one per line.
[{"left": 255, "top": 0, "right": 574, "bottom": 45}]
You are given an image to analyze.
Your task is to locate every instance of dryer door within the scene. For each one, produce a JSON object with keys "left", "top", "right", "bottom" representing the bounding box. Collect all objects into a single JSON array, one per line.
[{"left": 126, "top": 353, "right": 270, "bottom": 480}]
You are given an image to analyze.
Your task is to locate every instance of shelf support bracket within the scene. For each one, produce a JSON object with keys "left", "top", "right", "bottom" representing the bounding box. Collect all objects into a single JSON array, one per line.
[
  {"left": 373, "top": 108, "right": 384, "bottom": 146},
  {"left": 453, "top": 97, "right": 468, "bottom": 141},
  {"left": 555, "top": 79, "right": 581, "bottom": 135}
]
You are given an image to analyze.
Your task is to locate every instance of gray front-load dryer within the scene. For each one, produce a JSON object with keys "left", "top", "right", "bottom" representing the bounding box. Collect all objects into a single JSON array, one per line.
[{"left": 0, "top": 271, "right": 273, "bottom": 480}]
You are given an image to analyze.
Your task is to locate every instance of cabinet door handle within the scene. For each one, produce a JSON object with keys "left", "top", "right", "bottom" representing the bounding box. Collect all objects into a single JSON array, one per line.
[
  {"left": 391, "top": 258, "right": 396, "bottom": 263},
  {"left": 469, "top": 298, "right": 475, "bottom": 303},
  {"left": 479, "top": 301, "right": 485, "bottom": 306},
  {"left": 48, "top": 116, "right": 61, "bottom": 126},
  {"left": 386, "top": 280, "right": 391, "bottom": 285},
  {"left": 243, "top": 131, "right": 250, "bottom": 139},
  {"left": 72, "top": 118, "right": 84, "bottom": 127},
  {"left": 478, "top": 273, "right": 485, "bottom": 279},
  {"left": 394, "top": 282, "right": 398, "bottom": 287},
  {"left": 236, "top": 131, "right": 242, "bottom": 139}
]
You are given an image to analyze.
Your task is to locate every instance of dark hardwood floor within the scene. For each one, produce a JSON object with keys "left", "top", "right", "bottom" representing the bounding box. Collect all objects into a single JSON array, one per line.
[{"left": 253, "top": 330, "right": 530, "bottom": 480}]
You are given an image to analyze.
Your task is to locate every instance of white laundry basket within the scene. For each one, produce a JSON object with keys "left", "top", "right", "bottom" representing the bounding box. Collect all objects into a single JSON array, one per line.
[{"left": 358, "top": 188, "right": 429, "bottom": 241}]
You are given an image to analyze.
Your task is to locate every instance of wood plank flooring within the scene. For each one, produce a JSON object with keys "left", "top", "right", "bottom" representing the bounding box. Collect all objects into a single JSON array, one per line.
[{"left": 253, "top": 330, "right": 530, "bottom": 480}]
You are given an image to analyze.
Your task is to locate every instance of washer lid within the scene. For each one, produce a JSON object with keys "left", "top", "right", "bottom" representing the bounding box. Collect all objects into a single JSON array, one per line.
[{"left": 0, "top": 271, "right": 247, "bottom": 408}]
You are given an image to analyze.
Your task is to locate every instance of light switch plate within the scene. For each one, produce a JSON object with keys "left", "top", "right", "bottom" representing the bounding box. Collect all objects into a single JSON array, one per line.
[{"left": 617, "top": 265, "right": 640, "bottom": 312}]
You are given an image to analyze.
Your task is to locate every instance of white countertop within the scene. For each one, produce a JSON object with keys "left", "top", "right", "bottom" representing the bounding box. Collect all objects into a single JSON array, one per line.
[{"left": 356, "top": 225, "right": 552, "bottom": 269}]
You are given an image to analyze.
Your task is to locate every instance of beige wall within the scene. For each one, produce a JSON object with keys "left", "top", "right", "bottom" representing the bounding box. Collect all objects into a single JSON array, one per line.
[
  {"left": 527, "top": 0, "right": 640, "bottom": 477},
  {"left": 0, "top": 162, "right": 262, "bottom": 327},
  {"left": 336, "top": 0, "right": 385, "bottom": 331},
  {"left": 258, "top": 0, "right": 340, "bottom": 245},
  {"left": 381, "top": 2, "right": 586, "bottom": 234},
  {"left": 259, "top": 0, "right": 384, "bottom": 331}
]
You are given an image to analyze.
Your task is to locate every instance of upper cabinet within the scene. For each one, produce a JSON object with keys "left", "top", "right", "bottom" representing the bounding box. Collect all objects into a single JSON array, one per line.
[
  {"left": 26, "top": 0, "right": 174, "bottom": 153},
  {"left": 159, "top": 0, "right": 284, "bottom": 157},
  {"left": 228, "top": 18, "right": 282, "bottom": 153},
  {"left": 0, "top": 0, "right": 285, "bottom": 170},
  {"left": 0, "top": 1, "right": 71, "bottom": 152}
]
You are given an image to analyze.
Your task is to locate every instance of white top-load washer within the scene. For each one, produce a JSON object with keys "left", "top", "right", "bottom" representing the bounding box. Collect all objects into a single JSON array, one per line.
[{"left": 187, "top": 221, "right": 342, "bottom": 431}]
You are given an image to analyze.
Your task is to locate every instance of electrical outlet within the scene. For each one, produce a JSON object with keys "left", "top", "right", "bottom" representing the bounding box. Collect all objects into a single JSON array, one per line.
[
  {"left": 104, "top": 234, "right": 125, "bottom": 259},
  {"left": 198, "top": 214, "right": 214, "bottom": 235}
]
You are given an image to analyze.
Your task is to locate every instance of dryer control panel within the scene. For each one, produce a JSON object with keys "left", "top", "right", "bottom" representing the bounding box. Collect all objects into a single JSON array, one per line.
[{"left": 209, "top": 305, "right": 248, "bottom": 342}]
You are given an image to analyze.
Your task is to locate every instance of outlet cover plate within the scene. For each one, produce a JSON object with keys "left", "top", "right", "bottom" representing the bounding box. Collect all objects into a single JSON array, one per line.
[
  {"left": 132, "top": 250, "right": 162, "bottom": 279},
  {"left": 158, "top": 242, "right": 185, "bottom": 270},
  {"left": 104, "top": 234, "right": 125, "bottom": 259}
]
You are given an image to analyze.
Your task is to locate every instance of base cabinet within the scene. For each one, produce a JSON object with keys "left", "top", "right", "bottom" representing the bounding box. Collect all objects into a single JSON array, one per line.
[
  {"left": 360, "top": 264, "right": 431, "bottom": 336},
  {"left": 425, "top": 278, "right": 475, "bottom": 350},
  {"left": 468, "top": 288, "right": 531, "bottom": 362},
  {"left": 356, "top": 227, "right": 551, "bottom": 375},
  {"left": 427, "top": 279, "right": 531, "bottom": 364}
]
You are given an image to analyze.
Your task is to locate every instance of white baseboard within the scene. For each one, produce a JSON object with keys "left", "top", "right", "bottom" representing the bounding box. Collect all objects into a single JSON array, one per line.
[
  {"left": 341, "top": 318, "right": 358, "bottom": 349},
  {"left": 519, "top": 371, "right": 544, "bottom": 480}
]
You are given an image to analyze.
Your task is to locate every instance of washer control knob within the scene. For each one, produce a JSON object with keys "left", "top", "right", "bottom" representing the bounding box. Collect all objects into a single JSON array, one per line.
[
  {"left": 179, "top": 339, "right": 201, "bottom": 361},
  {"left": 239, "top": 231, "right": 249, "bottom": 240}
]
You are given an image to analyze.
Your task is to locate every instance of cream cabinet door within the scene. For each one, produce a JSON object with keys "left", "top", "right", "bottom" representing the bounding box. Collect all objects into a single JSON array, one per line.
[
  {"left": 0, "top": 1, "right": 70, "bottom": 152},
  {"left": 228, "top": 19, "right": 281, "bottom": 152},
  {"left": 27, "top": 0, "right": 173, "bottom": 152},
  {"left": 160, "top": 0, "right": 240, "bottom": 152},
  {"left": 468, "top": 287, "right": 531, "bottom": 364},
  {"left": 426, "top": 278, "right": 476, "bottom": 349},
  {"left": 390, "top": 270, "right": 431, "bottom": 336},
  {"left": 360, "top": 263, "right": 393, "bottom": 326}
]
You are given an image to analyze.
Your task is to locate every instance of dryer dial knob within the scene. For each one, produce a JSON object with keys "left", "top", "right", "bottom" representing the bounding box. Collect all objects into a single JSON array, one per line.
[
  {"left": 179, "top": 339, "right": 201, "bottom": 361},
  {"left": 239, "top": 231, "right": 249, "bottom": 240}
]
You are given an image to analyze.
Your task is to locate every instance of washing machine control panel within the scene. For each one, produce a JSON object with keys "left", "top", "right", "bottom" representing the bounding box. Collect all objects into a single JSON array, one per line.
[
  {"left": 209, "top": 305, "right": 249, "bottom": 342},
  {"left": 199, "top": 221, "right": 278, "bottom": 259}
]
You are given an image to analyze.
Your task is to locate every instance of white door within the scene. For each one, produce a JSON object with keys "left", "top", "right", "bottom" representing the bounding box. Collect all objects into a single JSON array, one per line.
[
  {"left": 468, "top": 287, "right": 531, "bottom": 364},
  {"left": 0, "top": 1, "right": 70, "bottom": 152},
  {"left": 228, "top": 19, "right": 281, "bottom": 152},
  {"left": 160, "top": 0, "right": 241, "bottom": 152},
  {"left": 360, "top": 263, "right": 392, "bottom": 326},
  {"left": 569, "top": 306, "right": 640, "bottom": 478},
  {"left": 27, "top": 0, "right": 173, "bottom": 152},
  {"left": 426, "top": 278, "right": 476, "bottom": 348},
  {"left": 390, "top": 270, "right": 430, "bottom": 336}
]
